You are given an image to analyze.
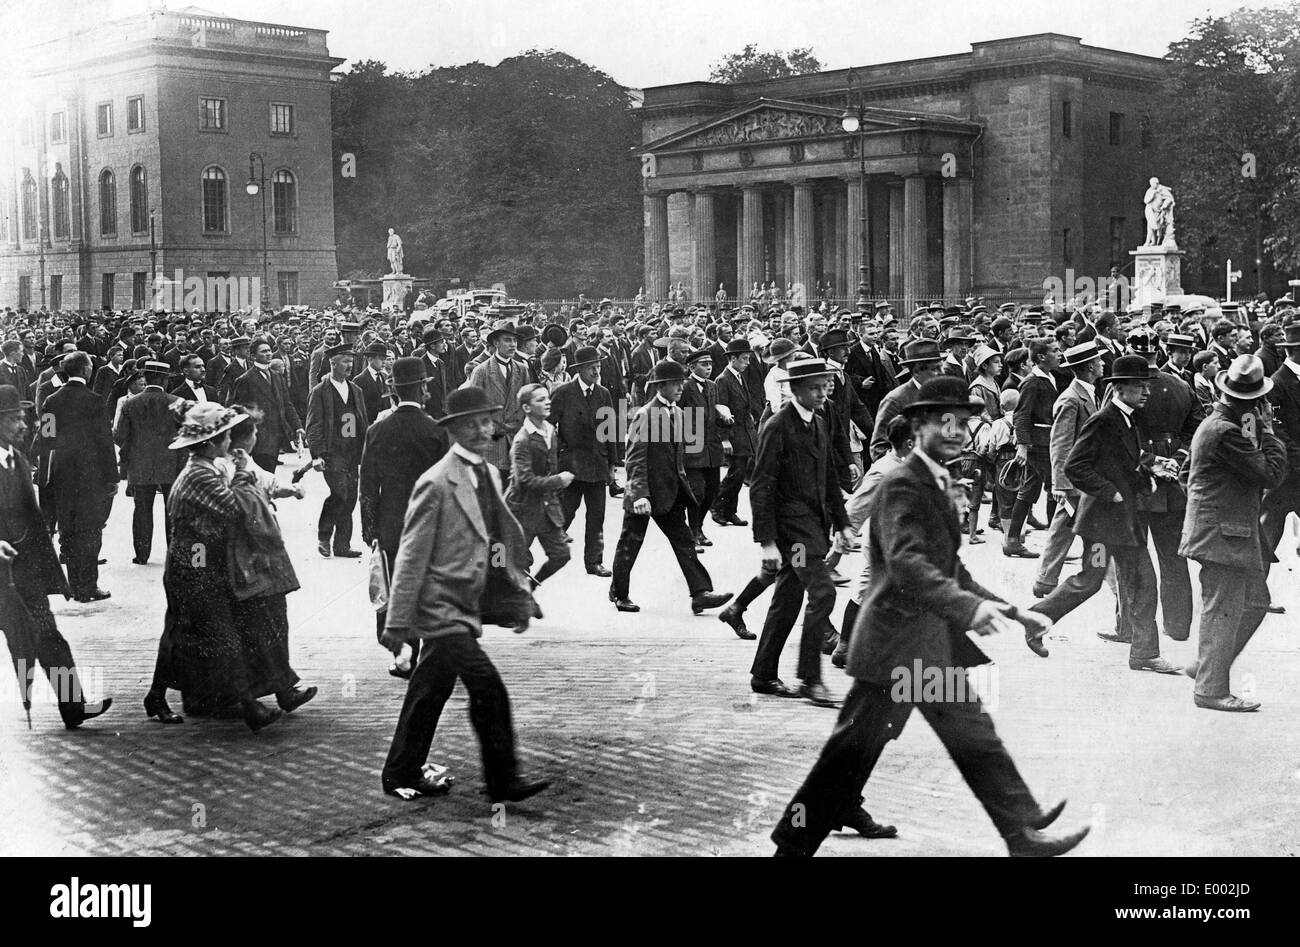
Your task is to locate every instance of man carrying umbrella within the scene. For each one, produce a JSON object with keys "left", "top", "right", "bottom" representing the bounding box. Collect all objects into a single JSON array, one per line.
[{"left": 0, "top": 385, "right": 112, "bottom": 729}]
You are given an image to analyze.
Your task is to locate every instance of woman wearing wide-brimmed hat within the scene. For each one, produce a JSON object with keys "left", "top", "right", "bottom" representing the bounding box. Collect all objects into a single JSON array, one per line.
[{"left": 143, "top": 400, "right": 284, "bottom": 731}]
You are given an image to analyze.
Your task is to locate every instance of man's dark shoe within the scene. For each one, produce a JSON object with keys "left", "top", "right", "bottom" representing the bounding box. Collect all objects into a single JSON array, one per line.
[
  {"left": 383, "top": 772, "right": 455, "bottom": 800},
  {"left": 243, "top": 702, "right": 282, "bottom": 733},
  {"left": 720, "top": 515, "right": 748, "bottom": 527},
  {"left": 835, "top": 808, "right": 898, "bottom": 839},
  {"left": 718, "top": 605, "right": 755, "bottom": 639},
  {"left": 318, "top": 541, "right": 331, "bottom": 558},
  {"left": 490, "top": 777, "right": 550, "bottom": 804},
  {"left": 799, "top": 681, "right": 839, "bottom": 707},
  {"left": 143, "top": 691, "right": 183, "bottom": 724},
  {"left": 821, "top": 631, "right": 840, "bottom": 655},
  {"left": 586, "top": 564, "right": 612, "bottom": 577},
  {"left": 75, "top": 589, "right": 111, "bottom": 602},
  {"left": 1031, "top": 582, "right": 1055, "bottom": 598},
  {"left": 751, "top": 677, "right": 800, "bottom": 698},
  {"left": 1002, "top": 542, "right": 1039, "bottom": 559},
  {"left": 695, "top": 532, "right": 713, "bottom": 547},
  {"left": 691, "top": 591, "right": 732, "bottom": 614},
  {"left": 132, "top": 556, "right": 149, "bottom": 565},
  {"left": 276, "top": 685, "right": 318, "bottom": 713},
  {"left": 1194, "top": 694, "right": 1260, "bottom": 712},
  {"left": 63, "top": 697, "right": 113, "bottom": 730},
  {"left": 1267, "top": 603, "right": 1286, "bottom": 614},
  {"left": 334, "top": 548, "right": 363, "bottom": 558},
  {"left": 1030, "top": 799, "right": 1067, "bottom": 830},
  {"left": 1097, "top": 631, "right": 1131, "bottom": 644},
  {"left": 1129, "top": 656, "right": 1183, "bottom": 675},
  {"left": 609, "top": 588, "right": 639, "bottom": 612},
  {"left": 1006, "top": 824, "right": 1090, "bottom": 857},
  {"left": 1025, "top": 631, "right": 1049, "bottom": 658}
]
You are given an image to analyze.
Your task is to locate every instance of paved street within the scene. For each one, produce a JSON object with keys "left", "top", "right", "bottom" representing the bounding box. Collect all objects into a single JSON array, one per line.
[{"left": 2, "top": 463, "right": 1298, "bottom": 857}]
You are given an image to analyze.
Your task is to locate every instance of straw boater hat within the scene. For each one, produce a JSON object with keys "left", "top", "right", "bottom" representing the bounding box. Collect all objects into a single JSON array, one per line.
[
  {"left": 1165, "top": 333, "right": 1196, "bottom": 351},
  {"left": 1215, "top": 354, "right": 1273, "bottom": 400},
  {"left": 1061, "top": 340, "right": 1102, "bottom": 368},
  {"left": 169, "top": 402, "right": 248, "bottom": 450}
]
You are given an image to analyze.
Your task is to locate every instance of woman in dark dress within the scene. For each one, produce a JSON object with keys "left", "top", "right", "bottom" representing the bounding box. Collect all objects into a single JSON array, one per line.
[{"left": 142, "top": 401, "right": 281, "bottom": 731}]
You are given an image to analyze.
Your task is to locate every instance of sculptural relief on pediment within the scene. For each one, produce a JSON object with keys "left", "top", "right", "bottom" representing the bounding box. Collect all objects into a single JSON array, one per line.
[{"left": 693, "top": 109, "right": 843, "bottom": 147}]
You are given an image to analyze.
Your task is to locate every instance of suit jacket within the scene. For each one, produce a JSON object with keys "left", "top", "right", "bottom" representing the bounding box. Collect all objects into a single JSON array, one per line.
[
  {"left": 1013, "top": 371, "right": 1057, "bottom": 450},
  {"left": 868, "top": 379, "right": 922, "bottom": 462},
  {"left": 353, "top": 367, "right": 389, "bottom": 425},
  {"left": 598, "top": 348, "right": 627, "bottom": 410},
  {"left": 1065, "top": 402, "right": 1150, "bottom": 548},
  {"left": 113, "top": 386, "right": 180, "bottom": 485},
  {"left": 845, "top": 452, "right": 1001, "bottom": 685},
  {"left": 749, "top": 402, "right": 848, "bottom": 559},
  {"left": 628, "top": 341, "right": 656, "bottom": 403},
  {"left": 0, "top": 450, "right": 70, "bottom": 598},
  {"left": 714, "top": 366, "right": 758, "bottom": 457},
  {"left": 205, "top": 353, "right": 234, "bottom": 394},
  {"left": 91, "top": 363, "right": 121, "bottom": 400},
  {"left": 1049, "top": 379, "right": 1097, "bottom": 494},
  {"left": 229, "top": 365, "right": 301, "bottom": 456},
  {"left": 624, "top": 397, "right": 694, "bottom": 515},
  {"left": 1179, "top": 402, "right": 1287, "bottom": 572},
  {"left": 35, "top": 381, "right": 117, "bottom": 532},
  {"left": 844, "top": 341, "right": 897, "bottom": 416},
  {"left": 305, "top": 378, "right": 370, "bottom": 463},
  {"left": 1132, "top": 368, "right": 1202, "bottom": 514},
  {"left": 384, "top": 451, "right": 532, "bottom": 641},
  {"left": 465, "top": 357, "right": 528, "bottom": 469},
  {"left": 168, "top": 380, "right": 220, "bottom": 404},
  {"left": 679, "top": 375, "right": 724, "bottom": 469},
  {"left": 504, "top": 423, "right": 567, "bottom": 532},
  {"left": 359, "top": 403, "right": 449, "bottom": 554},
  {"left": 420, "top": 352, "right": 448, "bottom": 419},
  {"left": 550, "top": 379, "right": 616, "bottom": 482},
  {"left": 1268, "top": 363, "right": 1300, "bottom": 476}
]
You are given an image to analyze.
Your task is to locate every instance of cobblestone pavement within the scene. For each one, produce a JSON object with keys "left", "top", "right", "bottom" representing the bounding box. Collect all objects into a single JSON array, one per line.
[{"left": 2, "top": 464, "right": 1298, "bottom": 856}]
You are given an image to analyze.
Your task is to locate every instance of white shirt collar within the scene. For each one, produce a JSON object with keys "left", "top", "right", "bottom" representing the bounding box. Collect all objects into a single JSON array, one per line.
[
  {"left": 0, "top": 444, "right": 14, "bottom": 467},
  {"left": 1071, "top": 376, "right": 1095, "bottom": 399},
  {"left": 1113, "top": 398, "right": 1135, "bottom": 425},
  {"left": 578, "top": 378, "right": 594, "bottom": 395},
  {"left": 451, "top": 442, "right": 484, "bottom": 466},
  {"left": 397, "top": 399, "right": 423, "bottom": 408},
  {"left": 653, "top": 392, "right": 674, "bottom": 409},
  {"left": 1031, "top": 365, "right": 1054, "bottom": 385},
  {"left": 329, "top": 376, "right": 350, "bottom": 401},
  {"left": 523, "top": 417, "right": 552, "bottom": 442},
  {"left": 67, "top": 376, "right": 86, "bottom": 384},
  {"left": 790, "top": 398, "right": 814, "bottom": 424},
  {"left": 1286, "top": 359, "right": 1300, "bottom": 379},
  {"left": 911, "top": 446, "right": 951, "bottom": 492}
]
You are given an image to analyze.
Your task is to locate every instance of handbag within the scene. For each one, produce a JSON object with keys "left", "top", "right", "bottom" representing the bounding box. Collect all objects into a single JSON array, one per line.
[{"left": 368, "top": 540, "right": 390, "bottom": 612}]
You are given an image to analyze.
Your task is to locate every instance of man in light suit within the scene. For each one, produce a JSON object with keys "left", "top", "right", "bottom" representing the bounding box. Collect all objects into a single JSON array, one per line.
[
  {"left": 1032, "top": 341, "right": 1102, "bottom": 598},
  {"left": 113, "top": 360, "right": 179, "bottom": 565},
  {"left": 770, "top": 376, "right": 1084, "bottom": 857},
  {"left": 504, "top": 383, "right": 573, "bottom": 591},
  {"left": 1181, "top": 355, "right": 1287, "bottom": 711},
  {"left": 465, "top": 321, "right": 527, "bottom": 489},
  {"left": 378, "top": 386, "right": 548, "bottom": 803}
]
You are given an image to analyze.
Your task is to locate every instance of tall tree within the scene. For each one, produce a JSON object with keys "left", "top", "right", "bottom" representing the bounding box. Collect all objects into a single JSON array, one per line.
[{"left": 708, "top": 45, "right": 822, "bottom": 83}]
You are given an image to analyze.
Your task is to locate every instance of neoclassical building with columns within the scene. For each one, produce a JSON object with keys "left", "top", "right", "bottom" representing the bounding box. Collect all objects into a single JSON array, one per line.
[{"left": 637, "top": 33, "right": 1170, "bottom": 309}]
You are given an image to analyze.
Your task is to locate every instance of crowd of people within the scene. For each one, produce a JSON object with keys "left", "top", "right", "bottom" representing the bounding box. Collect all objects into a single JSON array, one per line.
[{"left": 0, "top": 285, "right": 1296, "bottom": 853}]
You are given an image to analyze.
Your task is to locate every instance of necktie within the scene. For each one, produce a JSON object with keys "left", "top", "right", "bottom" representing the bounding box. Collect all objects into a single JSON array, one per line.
[{"left": 472, "top": 461, "right": 499, "bottom": 542}]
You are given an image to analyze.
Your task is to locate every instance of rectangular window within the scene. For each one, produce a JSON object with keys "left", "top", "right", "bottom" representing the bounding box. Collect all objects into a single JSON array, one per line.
[
  {"left": 18, "top": 276, "right": 31, "bottom": 310},
  {"left": 49, "top": 275, "right": 62, "bottom": 311},
  {"left": 1109, "top": 112, "right": 1124, "bottom": 146},
  {"left": 199, "top": 97, "right": 226, "bottom": 131},
  {"left": 1063, "top": 228, "right": 1072, "bottom": 267},
  {"left": 270, "top": 103, "right": 295, "bottom": 136},
  {"left": 20, "top": 118, "right": 32, "bottom": 145},
  {"left": 132, "top": 272, "right": 147, "bottom": 310},
  {"left": 278, "top": 272, "right": 299, "bottom": 306},
  {"left": 96, "top": 102, "right": 113, "bottom": 137},
  {"left": 50, "top": 112, "right": 66, "bottom": 143},
  {"left": 127, "top": 96, "right": 145, "bottom": 133},
  {"left": 1061, "top": 100, "right": 1072, "bottom": 139},
  {"left": 1140, "top": 116, "right": 1151, "bottom": 149},
  {"left": 1109, "top": 217, "right": 1125, "bottom": 269},
  {"left": 102, "top": 273, "right": 115, "bottom": 310}
]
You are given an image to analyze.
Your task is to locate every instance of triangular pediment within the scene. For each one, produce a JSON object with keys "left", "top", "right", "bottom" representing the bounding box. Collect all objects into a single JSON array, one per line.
[{"left": 638, "top": 97, "right": 978, "bottom": 153}]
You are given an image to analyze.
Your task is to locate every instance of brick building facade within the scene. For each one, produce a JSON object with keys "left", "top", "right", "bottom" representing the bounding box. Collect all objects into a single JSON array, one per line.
[
  {"left": 637, "top": 34, "right": 1171, "bottom": 308},
  {"left": 0, "top": 7, "right": 343, "bottom": 312}
]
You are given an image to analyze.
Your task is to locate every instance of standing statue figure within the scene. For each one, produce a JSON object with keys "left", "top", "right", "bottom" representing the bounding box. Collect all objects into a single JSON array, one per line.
[
  {"left": 716, "top": 282, "right": 727, "bottom": 306},
  {"left": 386, "top": 228, "right": 405, "bottom": 276},
  {"left": 750, "top": 282, "right": 761, "bottom": 302},
  {"left": 634, "top": 287, "right": 645, "bottom": 307},
  {"left": 1143, "top": 178, "right": 1177, "bottom": 247}
]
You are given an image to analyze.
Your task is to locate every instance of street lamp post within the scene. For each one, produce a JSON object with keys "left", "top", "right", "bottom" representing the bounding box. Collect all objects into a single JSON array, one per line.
[
  {"left": 149, "top": 207, "right": 157, "bottom": 306},
  {"left": 37, "top": 219, "right": 46, "bottom": 309},
  {"left": 840, "top": 68, "right": 870, "bottom": 309},
  {"left": 245, "top": 152, "right": 271, "bottom": 312}
]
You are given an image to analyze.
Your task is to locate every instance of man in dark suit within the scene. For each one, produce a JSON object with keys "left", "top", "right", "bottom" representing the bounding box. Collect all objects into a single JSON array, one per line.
[
  {"left": 360, "top": 358, "right": 450, "bottom": 676},
  {"left": 170, "top": 353, "right": 219, "bottom": 403},
  {"left": 1003, "top": 338, "right": 1061, "bottom": 558},
  {"left": 770, "top": 376, "right": 1084, "bottom": 857},
  {"left": 1035, "top": 356, "right": 1181, "bottom": 673},
  {"left": 228, "top": 336, "right": 303, "bottom": 475},
  {"left": 206, "top": 337, "right": 242, "bottom": 400},
  {"left": 1181, "top": 354, "right": 1287, "bottom": 711},
  {"left": 818, "top": 329, "right": 874, "bottom": 489},
  {"left": 91, "top": 345, "right": 125, "bottom": 400},
  {"left": 36, "top": 352, "right": 117, "bottom": 602},
  {"left": 353, "top": 340, "right": 393, "bottom": 427},
  {"left": 416, "top": 326, "right": 450, "bottom": 419},
  {"left": 679, "top": 349, "right": 725, "bottom": 547},
  {"left": 844, "top": 319, "right": 896, "bottom": 417},
  {"left": 113, "top": 361, "right": 179, "bottom": 564},
  {"left": 505, "top": 383, "right": 573, "bottom": 591},
  {"left": 627, "top": 326, "right": 657, "bottom": 406},
  {"left": 308, "top": 327, "right": 342, "bottom": 386},
  {"left": 747, "top": 358, "right": 850, "bottom": 708},
  {"left": 0, "top": 385, "right": 113, "bottom": 729},
  {"left": 306, "top": 345, "right": 371, "bottom": 558},
  {"left": 550, "top": 347, "right": 617, "bottom": 576},
  {"left": 609, "top": 359, "right": 731, "bottom": 615},
  {"left": 867, "top": 339, "right": 941, "bottom": 462},
  {"left": 1259, "top": 325, "right": 1300, "bottom": 605},
  {"left": 0, "top": 340, "right": 31, "bottom": 404},
  {"left": 711, "top": 338, "right": 757, "bottom": 528}
]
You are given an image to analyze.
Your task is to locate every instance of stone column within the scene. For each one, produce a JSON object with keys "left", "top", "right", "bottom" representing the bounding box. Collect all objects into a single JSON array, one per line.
[
  {"left": 783, "top": 189, "right": 794, "bottom": 293},
  {"left": 903, "top": 174, "right": 927, "bottom": 307},
  {"left": 943, "top": 177, "right": 972, "bottom": 300},
  {"left": 691, "top": 189, "right": 716, "bottom": 304},
  {"left": 739, "top": 186, "right": 764, "bottom": 302},
  {"left": 845, "top": 177, "right": 865, "bottom": 299},
  {"left": 832, "top": 187, "right": 848, "bottom": 299},
  {"left": 771, "top": 190, "right": 785, "bottom": 287},
  {"left": 643, "top": 192, "right": 669, "bottom": 303},
  {"left": 888, "top": 180, "right": 904, "bottom": 298},
  {"left": 791, "top": 181, "right": 815, "bottom": 307}
]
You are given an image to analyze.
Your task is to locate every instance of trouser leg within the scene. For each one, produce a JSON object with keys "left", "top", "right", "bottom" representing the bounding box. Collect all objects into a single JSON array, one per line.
[
  {"left": 733, "top": 562, "right": 778, "bottom": 614},
  {"left": 28, "top": 592, "right": 87, "bottom": 722},
  {"left": 333, "top": 464, "right": 359, "bottom": 551},
  {"left": 132, "top": 483, "right": 157, "bottom": 561},
  {"left": 532, "top": 520, "right": 571, "bottom": 584},
  {"left": 790, "top": 556, "right": 835, "bottom": 684},
  {"left": 610, "top": 511, "right": 649, "bottom": 599},
  {"left": 1007, "top": 455, "right": 1045, "bottom": 541},
  {"left": 450, "top": 635, "right": 520, "bottom": 797},
  {"left": 1112, "top": 545, "right": 1160, "bottom": 661},
  {"left": 714, "top": 454, "right": 751, "bottom": 519},
  {"left": 771, "top": 682, "right": 901, "bottom": 856},
  {"left": 1033, "top": 500, "right": 1077, "bottom": 590},
  {"left": 1034, "top": 536, "right": 1109, "bottom": 623},
  {"left": 382, "top": 638, "right": 460, "bottom": 785},
  {"left": 652, "top": 494, "right": 712, "bottom": 597},
  {"left": 1146, "top": 510, "right": 1193, "bottom": 639},
  {"left": 1194, "top": 563, "right": 1268, "bottom": 699},
  {"left": 750, "top": 563, "right": 803, "bottom": 681}
]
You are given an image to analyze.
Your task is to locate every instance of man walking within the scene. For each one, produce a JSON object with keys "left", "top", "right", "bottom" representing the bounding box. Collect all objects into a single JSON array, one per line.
[
  {"left": 306, "top": 344, "right": 370, "bottom": 558},
  {"left": 550, "top": 346, "right": 617, "bottom": 576},
  {"left": 711, "top": 338, "right": 757, "bottom": 528},
  {"left": 505, "top": 383, "right": 573, "bottom": 594},
  {"left": 228, "top": 336, "right": 303, "bottom": 474},
  {"left": 113, "top": 360, "right": 179, "bottom": 565}
]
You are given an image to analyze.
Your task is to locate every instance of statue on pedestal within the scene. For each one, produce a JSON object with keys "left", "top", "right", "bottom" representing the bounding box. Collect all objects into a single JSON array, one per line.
[
  {"left": 716, "top": 282, "right": 727, "bottom": 306},
  {"left": 1143, "top": 178, "right": 1176, "bottom": 248},
  {"left": 386, "top": 228, "right": 405, "bottom": 276},
  {"left": 634, "top": 287, "right": 645, "bottom": 307}
]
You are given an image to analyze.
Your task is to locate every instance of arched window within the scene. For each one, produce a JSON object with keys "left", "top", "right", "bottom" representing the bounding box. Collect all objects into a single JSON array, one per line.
[
  {"left": 99, "top": 169, "right": 117, "bottom": 236},
  {"left": 201, "top": 165, "right": 227, "bottom": 233},
  {"left": 20, "top": 170, "right": 36, "bottom": 240},
  {"left": 271, "top": 169, "right": 296, "bottom": 234},
  {"left": 51, "top": 168, "right": 70, "bottom": 239},
  {"left": 129, "top": 165, "right": 148, "bottom": 233}
]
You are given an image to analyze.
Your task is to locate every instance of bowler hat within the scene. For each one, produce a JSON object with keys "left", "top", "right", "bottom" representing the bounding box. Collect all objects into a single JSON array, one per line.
[
  {"left": 646, "top": 359, "right": 688, "bottom": 385},
  {"left": 541, "top": 324, "right": 569, "bottom": 348},
  {"left": 390, "top": 357, "right": 428, "bottom": 388},
  {"left": 1215, "top": 354, "right": 1272, "bottom": 400},
  {"left": 422, "top": 325, "right": 443, "bottom": 344},
  {"left": 0, "top": 385, "right": 33, "bottom": 414},
  {"left": 437, "top": 386, "right": 502, "bottom": 424},
  {"left": 723, "top": 337, "right": 752, "bottom": 357},
  {"left": 568, "top": 346, "right": 601, "bottom": 369},
  {"left": 1102, "top": 355, "right": 1152, "bottom": 383},
  {"left": 363, "top": 340, "right": 391, "bottom": 358},
  {"left": 817, "top": 328, "right": 852, "bottom": 354},
  {"left": 1277, "top": 324, "right": 1300, "bottom": 348},
  {"left": 898, "top": 338, "right": 943, "bottom": 365},
  {"left": 903, "top": 376, "right": 985, "bottom": 416}
]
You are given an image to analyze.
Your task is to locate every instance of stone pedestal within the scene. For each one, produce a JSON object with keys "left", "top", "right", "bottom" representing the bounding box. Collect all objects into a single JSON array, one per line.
[
  {"left": 382, "top": 275, "right": 414, "bottom": 310},
  {"left": 1130, "top": 245, "right": 1183, "bottom": 308}
]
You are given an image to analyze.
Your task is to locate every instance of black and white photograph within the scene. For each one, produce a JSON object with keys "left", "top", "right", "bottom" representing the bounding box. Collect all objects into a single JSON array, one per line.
[{"left": 0, "top": 0, "right": 1294, "bottom": 920}]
